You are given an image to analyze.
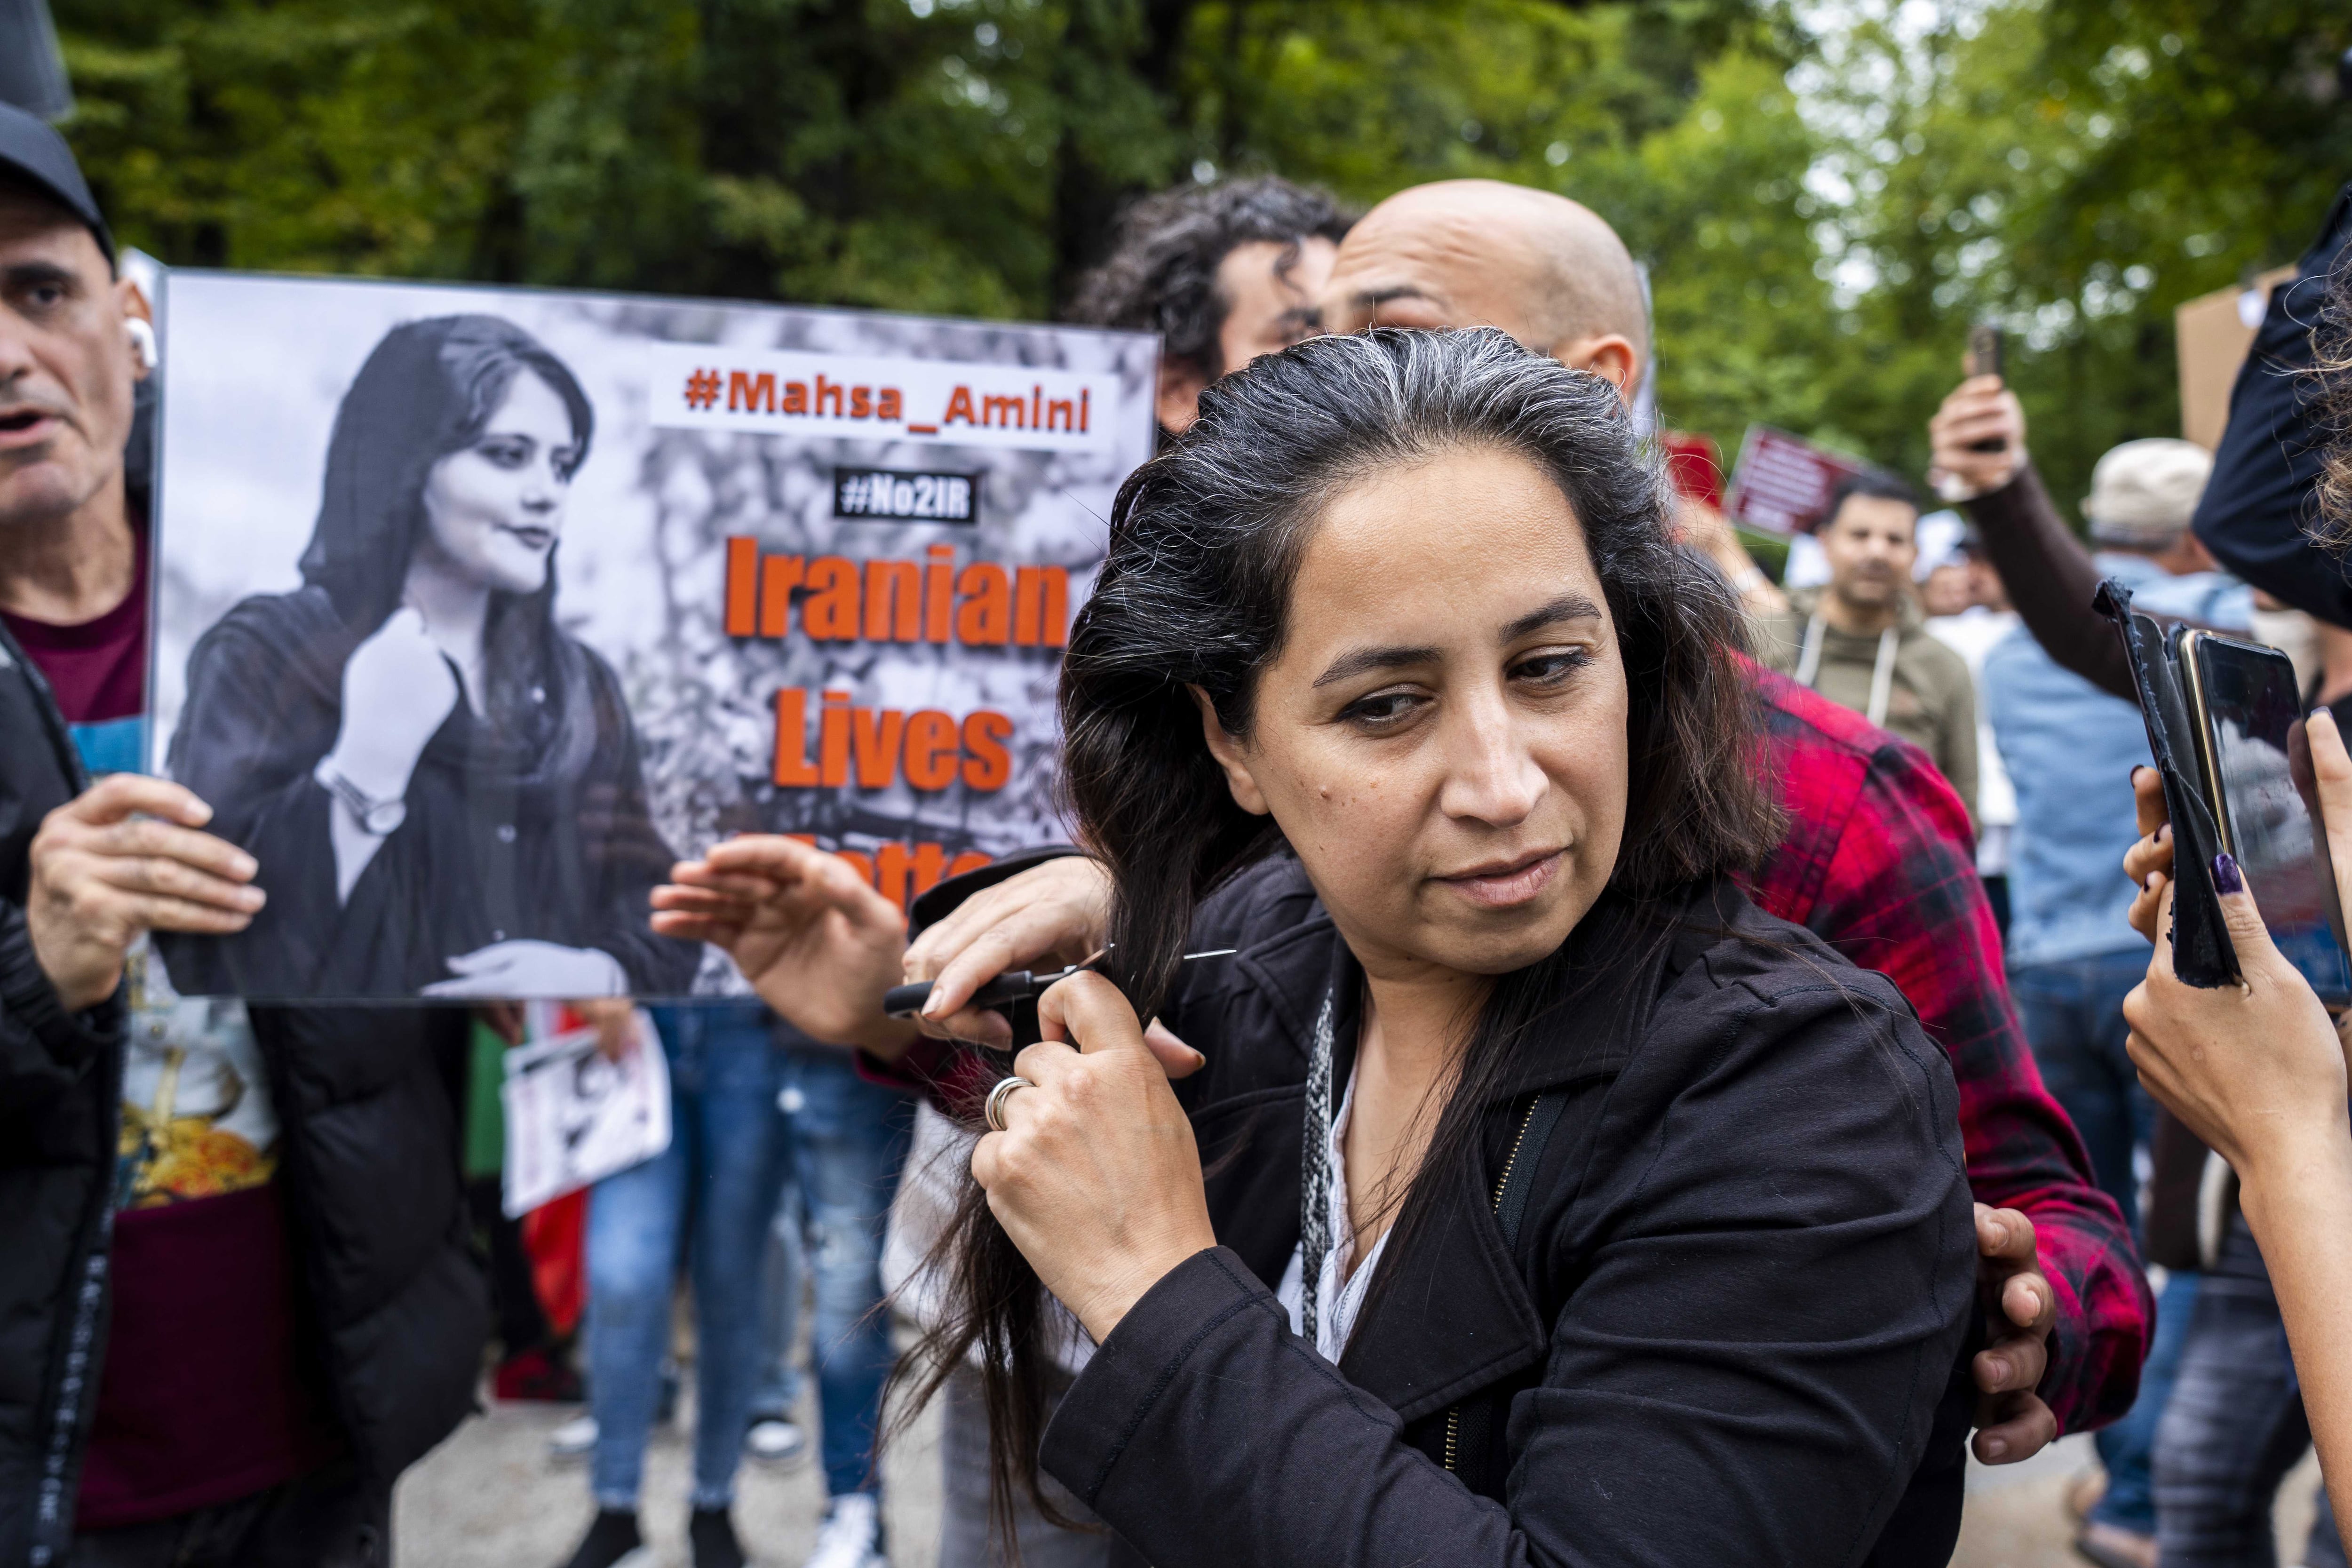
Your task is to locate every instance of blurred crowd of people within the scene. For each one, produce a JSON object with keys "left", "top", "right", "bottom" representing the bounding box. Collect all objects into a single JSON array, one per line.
[{"left": 6, "top": 77, "right": 2352, "bottom": 1568}]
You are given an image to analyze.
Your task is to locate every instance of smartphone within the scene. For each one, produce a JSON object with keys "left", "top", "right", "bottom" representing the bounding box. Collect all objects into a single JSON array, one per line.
[
  {"left": 2177, "top": 629, "right": 2352, "bottom": 1006},
  {"left": 1966, "top": 324, "right": 2006, "bottom": 453},
  {"left": 1967, "top": 322, "right": 2004, "bottom": 381}
]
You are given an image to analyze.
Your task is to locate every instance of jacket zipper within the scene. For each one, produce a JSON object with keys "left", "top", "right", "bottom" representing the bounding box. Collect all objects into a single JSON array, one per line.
[{"left": 1443, "top": 1095, "right": 1544, "bottom": 1474}]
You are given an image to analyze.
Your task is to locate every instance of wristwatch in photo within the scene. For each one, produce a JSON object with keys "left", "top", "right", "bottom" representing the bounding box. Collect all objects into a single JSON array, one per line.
[{"left": 313, "top": 758, "right": 408, "bottom": 836}]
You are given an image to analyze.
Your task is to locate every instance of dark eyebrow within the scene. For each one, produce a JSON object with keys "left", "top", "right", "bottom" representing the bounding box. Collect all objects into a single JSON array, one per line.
[
  {"left": 1500, "top": 593, "right": 1604, "bottom": 644},
  {"left": 2, "top": 260, "right": 79, "bottom": 294},
  {"left": 1312, "top": 596, "right": 1604, "bottom": 690},
  {"left": 1314, "top": 644, "right": 1441, "bottom": 689}
]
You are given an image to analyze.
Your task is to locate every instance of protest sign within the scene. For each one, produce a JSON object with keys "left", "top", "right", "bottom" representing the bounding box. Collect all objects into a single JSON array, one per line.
[
  {"left": 146, "top": 273, "right": 1156, "bottom": 1001},
  {"left": 500, "top": 1009, "right": 669, "bottom": 1218},
  {"left": 1722, "top": 424, "right": 1869, "bottom": 535}
]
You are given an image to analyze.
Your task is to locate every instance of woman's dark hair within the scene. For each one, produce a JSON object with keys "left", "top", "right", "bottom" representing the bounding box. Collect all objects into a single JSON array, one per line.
[
  {"left": 297, "top": 315, "right": 595, "bottom": 739},
  {"left": 2315, "top": 251, "right": 2352, "bottom": 541},
  {"left": 903, "top": 327, "right": 1781, "bottom": 1544}
]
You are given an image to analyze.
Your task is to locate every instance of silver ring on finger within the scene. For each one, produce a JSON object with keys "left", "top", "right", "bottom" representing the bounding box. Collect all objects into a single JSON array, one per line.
[{"left": 983, "top": 1075, "right": 1036, "bottom": 1134}]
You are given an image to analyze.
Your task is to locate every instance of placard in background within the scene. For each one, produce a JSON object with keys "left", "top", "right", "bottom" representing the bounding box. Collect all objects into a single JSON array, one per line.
[{"left": 1723, "top": 424, "right": 1871, "bottom": 536}]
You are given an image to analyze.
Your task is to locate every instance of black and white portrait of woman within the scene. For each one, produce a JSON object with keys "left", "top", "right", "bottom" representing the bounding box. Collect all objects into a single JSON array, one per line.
[{"left": 159, "top": 315, "right": 699, "bottom": 999}]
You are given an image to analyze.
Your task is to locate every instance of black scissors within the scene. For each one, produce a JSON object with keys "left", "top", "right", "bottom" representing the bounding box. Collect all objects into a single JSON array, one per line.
[{"left": 881, "top": 947, "right": 1236, "bottom": 1021}]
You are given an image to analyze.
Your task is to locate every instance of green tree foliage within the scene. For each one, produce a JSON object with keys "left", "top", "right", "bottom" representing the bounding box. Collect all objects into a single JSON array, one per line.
[{"left": 49, "top": 0, "right": 2352, "bottom": 517}]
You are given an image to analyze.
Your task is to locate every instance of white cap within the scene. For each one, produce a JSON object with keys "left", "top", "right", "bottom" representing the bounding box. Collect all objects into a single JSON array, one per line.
[{"left": 2083, "top": 438, "right": 2212, "bottom": 547}]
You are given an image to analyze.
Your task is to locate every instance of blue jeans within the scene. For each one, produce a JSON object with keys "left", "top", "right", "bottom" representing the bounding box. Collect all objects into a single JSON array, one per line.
[
  {"left": 587, "top": 1003, "right": 787, "bottom": 1512},
  {"left": 2010, "top": 949, "right": 2154, "bottom": 1235},
  {"left": 765, "top": 1044, "right": 914, "bottom": 1497},
  {"left": 754, "top": 1176, "right": 805, "bottom": 1421},
  {"left": 2012, "top": 950, "right": 2181, "bottom": 1532},
  {"left": 2088, "top": 1269, "right": 2197, "bottom": 1533},
  {"left": 2154, "top": 1214, "right": 2346, "bottom": 1567}
]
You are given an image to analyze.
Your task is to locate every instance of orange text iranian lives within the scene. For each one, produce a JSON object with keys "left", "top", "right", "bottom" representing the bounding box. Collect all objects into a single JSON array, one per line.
[{"left": 651, "top": 333, "right": 1154, "bottom": 914}]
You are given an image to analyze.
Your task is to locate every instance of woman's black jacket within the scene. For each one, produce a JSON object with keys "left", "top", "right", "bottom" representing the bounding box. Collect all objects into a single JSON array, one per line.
[
  {"left": 0, "top": 621, "right": 486, "bottom": 1567},
  {"left": 1017, "top": 853, "right": 1976, "bottom": 1568}
]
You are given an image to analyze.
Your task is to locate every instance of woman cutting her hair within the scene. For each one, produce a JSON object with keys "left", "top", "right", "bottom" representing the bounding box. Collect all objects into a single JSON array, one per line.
[{"left": 655, "top": 328, "right": 1977, "bottom": 1565}]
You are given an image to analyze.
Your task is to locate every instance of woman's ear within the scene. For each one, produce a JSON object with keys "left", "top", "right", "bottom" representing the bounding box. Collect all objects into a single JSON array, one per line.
[{"left": 1189, "top": 686, "right": 1269, "bottom": 816}]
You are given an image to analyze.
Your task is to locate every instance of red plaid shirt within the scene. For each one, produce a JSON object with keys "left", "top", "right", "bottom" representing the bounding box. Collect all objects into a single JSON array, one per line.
[
  {"left": 1742, "top": 664, "right": 2149, "bottom": 1435},
  {"left": 883, "top": 666, "right": 2152, "bottom": 1437}
]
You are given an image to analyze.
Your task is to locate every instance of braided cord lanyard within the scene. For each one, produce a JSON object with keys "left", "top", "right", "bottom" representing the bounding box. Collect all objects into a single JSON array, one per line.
[{"left": 1297, "top": 988, "right": 1337, "bottom": 1346}]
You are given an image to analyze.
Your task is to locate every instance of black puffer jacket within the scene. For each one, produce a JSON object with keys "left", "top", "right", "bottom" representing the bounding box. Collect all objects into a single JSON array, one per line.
[{"left": 0, "top": 621, "right": 486, "bottom": 1568}]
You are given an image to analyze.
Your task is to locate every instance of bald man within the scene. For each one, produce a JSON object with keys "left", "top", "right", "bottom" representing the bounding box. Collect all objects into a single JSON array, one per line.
[
  {"left": 1321, "top": 181, "right": 1781, "bottom": 608},
  {"left": 1320, "top": 179, "right": 1648, "bottom": 387}
]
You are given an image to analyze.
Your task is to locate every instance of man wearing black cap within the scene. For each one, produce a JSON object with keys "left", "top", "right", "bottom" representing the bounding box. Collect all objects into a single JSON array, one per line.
[{"left": 0, "top": 102, "right": 485, "bottom": 1568}]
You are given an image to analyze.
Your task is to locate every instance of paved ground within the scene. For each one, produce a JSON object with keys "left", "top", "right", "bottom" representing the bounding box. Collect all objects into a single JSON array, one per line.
[
  {"left": 397, "top": 1390, "right": 2324, "bottom": 1568},
  {"left": 394, "top": 1385, "right": 944, "bottom": 1568}
]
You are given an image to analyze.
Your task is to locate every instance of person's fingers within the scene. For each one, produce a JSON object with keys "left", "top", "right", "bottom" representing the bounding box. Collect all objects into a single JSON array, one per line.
[
  {"left": 2004, "top": 1269, "right": 2054, "bottom": 1335},
  {"left": 1036, "top": 971, "right": 1147, "bottom": 1055},
  {"left": 442, "top": 949, "right": 498, "bottom": 975},
  {"left": 699, "top": 834, "right": 829, "bottom": 881},
  {"left": 2127, "top": 869, "right": 2168, "bottom": 947},
  {"left": 86, "top": 852, "right": 267, "bottom": 912},
  {"left": 648, "top": 911, "right": 740, "bottom": 944},
  {"left": 2122, "top": 820, "right": 2172, "bottom": 887},
  {"left": 2209, "top": 852, "right": 2285, "bottom": 971},
  {"left": 917, "top": 923, "right": 1036, "bottom": 1023},
  {"left": 2133, "top": 764, "right": 2169, "bottom": 839},
  {"left": 1973, "top": 1331, "right": 2049, "bottom": 1397},
  {"left": 1936, "top": 406, "right": 2012, "bottom": 442},
  {"left": 84, "top": 819, "right": 260, "bottom": 887},
  {"left": 2147, "top": 876, "right": 2178, "bottom": 980},
  {"left": 1973, "top": 1203, "right": 2035, "bottom": 1266},
  {"left": 969, "top": 1128, "right": 1006, "bottom": 1191},
  {"left": 1972, "top": 1394, "right": 2058, "bottom": 1465},
  {"left": 2303, "top": 708, "right": 2352, "bottom": 915},
  {"left": 648, "top": 884, "right": 755, "bottom": 917},
  {"left": 1012, "top": 1038, "right": 1083, "bottom": 1091},
  {"left": 664, "top": 864, "right": 778, "bottom": 900},
  {"left": 111, "top": 890, "right": 260, "bottom": 935},
  {"left": 926, "top": 1005, "right": 1014, "bottom": 1050},
  {"left": 1143, "top": 1019, "right": 1207, "bottom": 1080},
  {"left": 903, "top": 879, "right": 1021, "bottom": 976},
  {"left": 60, "top": 773, "right": 218, "bottom": 829}
]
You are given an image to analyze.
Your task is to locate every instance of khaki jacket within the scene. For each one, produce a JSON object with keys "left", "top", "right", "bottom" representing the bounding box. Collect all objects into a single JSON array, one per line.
[{"left": 1756, "top": 587, "right": 1979, "bottom": 828}]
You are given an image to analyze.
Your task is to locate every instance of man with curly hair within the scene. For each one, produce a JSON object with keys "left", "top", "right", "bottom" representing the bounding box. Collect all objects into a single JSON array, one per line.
[{"left": 1065, "top": 175, "right": 1351, "bottom": 436}]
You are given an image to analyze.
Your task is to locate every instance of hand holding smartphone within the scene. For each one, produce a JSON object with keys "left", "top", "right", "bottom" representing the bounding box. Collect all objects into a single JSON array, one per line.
[
  {"left": 2175, "top": 629, "right": 2352, "bottom": 1006},
  {"left": 2098, "top": 572, "right": 2352, "bottom": 1006}
]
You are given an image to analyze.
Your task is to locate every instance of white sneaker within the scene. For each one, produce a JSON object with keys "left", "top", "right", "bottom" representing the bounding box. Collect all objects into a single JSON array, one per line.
[
  {"left": 547, "top": 1413, "right": 599, "bottom": 1462},
  {"left": 744, "top": 1416, "right": 810, "bottom": 1467},
  {"left": 802, "top": 1492, "right": 886, "bottom": 1568}
]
